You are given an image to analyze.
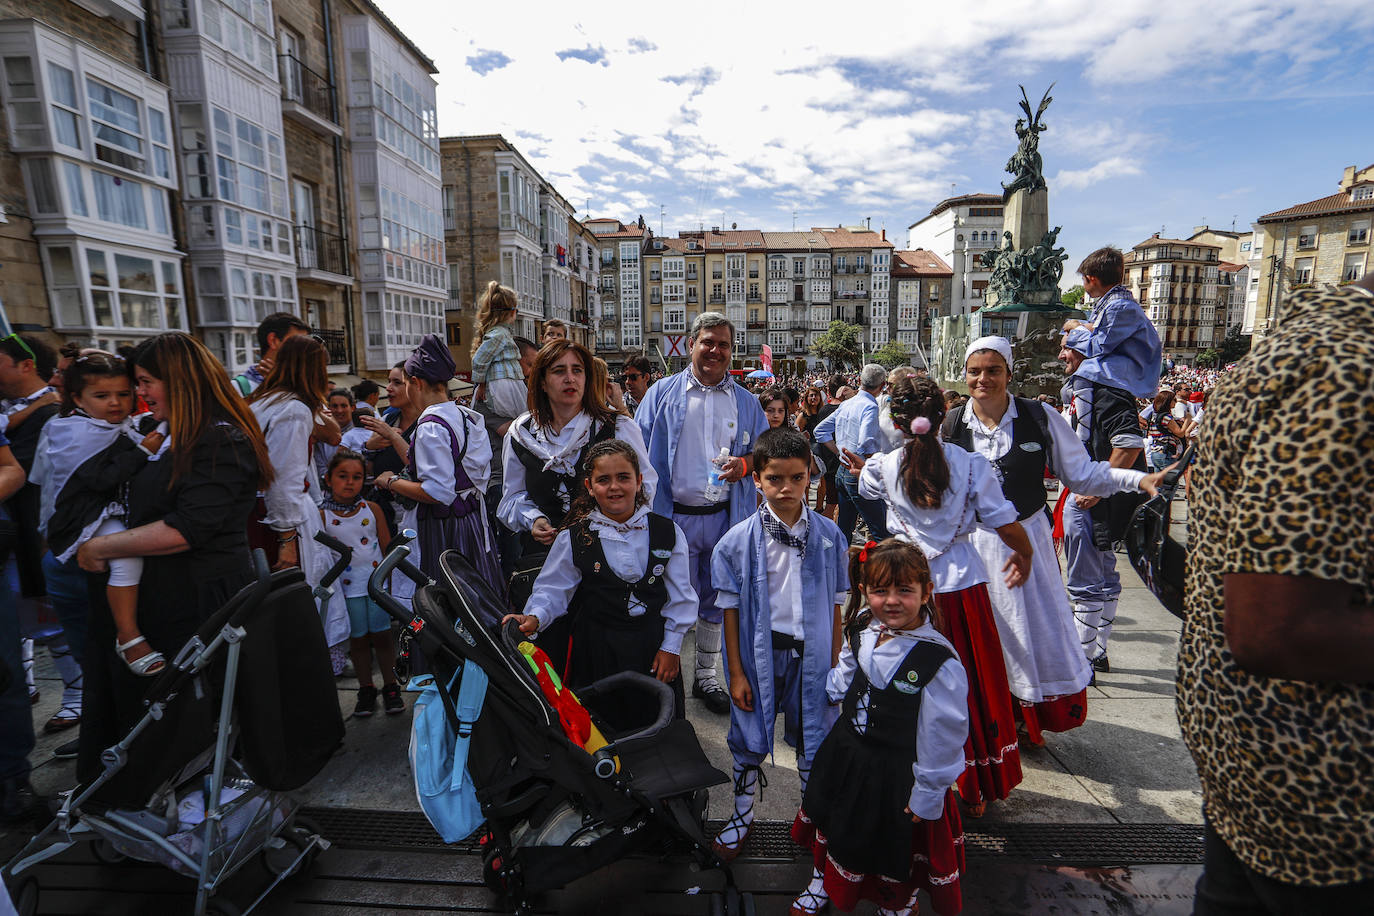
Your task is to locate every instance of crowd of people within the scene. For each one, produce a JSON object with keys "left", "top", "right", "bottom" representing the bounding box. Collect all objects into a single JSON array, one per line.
[{"left": 2, "top": 241, "right": 1369, "bottom": 916}]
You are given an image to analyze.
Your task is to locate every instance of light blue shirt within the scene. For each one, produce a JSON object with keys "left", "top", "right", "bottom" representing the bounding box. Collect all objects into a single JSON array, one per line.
[
  {"left": 814, "top": 389, "right": 882, "bottom": 459},
  {"left": 1064, "top": 285, "right": 1162, "bottom": 399},
  {"left": 670, "top": 369, "right": 739, "bottom": 506}
]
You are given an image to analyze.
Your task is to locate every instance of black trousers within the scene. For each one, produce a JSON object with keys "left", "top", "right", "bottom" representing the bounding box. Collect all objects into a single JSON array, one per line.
[{"left": 1194, "top": 820, "right": 1374, "bottom": 916}]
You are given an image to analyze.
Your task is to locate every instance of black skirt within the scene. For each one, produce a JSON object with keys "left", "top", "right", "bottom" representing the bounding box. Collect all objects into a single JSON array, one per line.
[
  {"left": 568, "top": 612, "right": 683, "bottom": 736},
  {"left": 802, "top": 723, "right": 917, "bottom": 880}
]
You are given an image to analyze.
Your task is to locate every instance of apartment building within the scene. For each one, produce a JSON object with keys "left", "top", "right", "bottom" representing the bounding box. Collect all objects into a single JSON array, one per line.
[
  {"left": 691, "top": 228, "right": 764, "bottom": 355},
  {"left": 1124, "top": 233, "right": 1222, "bottom": 362},
  {"left": 761, "top": 230, "right": 831, "bottom": 366},
  {"left": 1218, "top": 260, "right": 1245, "bottom": 334},
  {"left": 889, "top": 249, "right": 952, "bottom": 360},
  {"left": 906, "top": 192, "right": 1003, "bottom": 318},
  {"left": 585, "top": 216, "right": 645, "bottom": 366},
  {"left": 1251, "top": 163, "right": 1373, "bottom": 336},
  {"left": 0, "top": 6, "right": 186, "bottom": 350},
  {"left": 0, "top": 0, "right": 442, "bottom": 376},
  {"left": 816, "top": 226, "right": 892, "bottom": 349},
  {"left": 566, "top": 217, "right": 597, "bottom": 349},
  {"left": 639, "top": 234, "right": 702, "bottom": 370},
  {"left": 441, "top": 134, "right": 584, "bottom": 373}
]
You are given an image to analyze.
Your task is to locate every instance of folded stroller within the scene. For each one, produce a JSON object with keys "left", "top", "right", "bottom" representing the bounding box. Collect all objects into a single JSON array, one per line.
[
  {"left": 369, "top": 532, "right": 756, "bottom": 915},
  {"left": 4, "top": 544, "right": 346, "bottom": 916}
]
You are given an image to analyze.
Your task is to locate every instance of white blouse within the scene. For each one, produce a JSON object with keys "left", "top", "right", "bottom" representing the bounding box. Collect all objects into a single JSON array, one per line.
[
  {"left": 524, "top": 505, "right": 695, "bottom": 655},
  {"left": 412, "top": 401, "right": 492, "bottom": 505},
  {"left": 498, "top": 413, "right": 656, "bottom": 532},
  {"left": 251, "top": 394, "right": 315, "bottom": 530},
  {"left": 858, "top": 443, "right": 1018, "bottom": 594},
  {"left": 826, "top": 620, "right": 969, "bottom": 820},
  {"left": 958, "top": 396, "right": 1145, "bottom": 496}
]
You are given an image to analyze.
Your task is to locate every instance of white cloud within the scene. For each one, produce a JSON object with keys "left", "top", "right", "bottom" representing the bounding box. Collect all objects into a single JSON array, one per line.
[
  {"left": 380, "top": 0, "right": 1374, "bottom": 228},
  {"left": 1053, "top": 156, "right": 1143, "bottom": 191}
]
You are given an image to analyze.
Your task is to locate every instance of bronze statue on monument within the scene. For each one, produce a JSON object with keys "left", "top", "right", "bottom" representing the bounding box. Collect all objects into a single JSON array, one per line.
[{"left": 1001, "top": 84, "right": 1053, "bottom": 201}]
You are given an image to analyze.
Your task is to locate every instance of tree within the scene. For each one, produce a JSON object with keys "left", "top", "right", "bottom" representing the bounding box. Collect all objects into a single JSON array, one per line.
[
  {"left": 1217, "top": 326, "right": 1252, "bottom": 364},
  {"left": 1061, "top": 284, "right": 1085, "bottom": 308},
  {"left": 810, "top": 320, "right": 864, "bottom": 370},
  {"left": 870, "top": 339, "right": 911, "bottom": 370},
  {"left": 1195, "top": 328, "right": 1252, "bottom": 368}
]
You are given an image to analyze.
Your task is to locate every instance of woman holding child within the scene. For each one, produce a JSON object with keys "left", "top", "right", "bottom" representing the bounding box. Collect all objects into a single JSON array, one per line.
[{"left": 75, "top": 333, "right": 270, "bottom": 801}]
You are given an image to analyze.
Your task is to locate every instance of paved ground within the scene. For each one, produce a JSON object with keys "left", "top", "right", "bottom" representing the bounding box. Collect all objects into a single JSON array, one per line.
[{"left": 9, "top": 496, "right": 1203, "bottom": 913}]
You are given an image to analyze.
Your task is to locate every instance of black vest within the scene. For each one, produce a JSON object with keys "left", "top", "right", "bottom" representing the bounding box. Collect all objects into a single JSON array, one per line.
[
  {"left": 567, "top": 512, "right": 674, "bottom": 628},
  {"left": 943, "top": 398, "right": 1053, "bottom": 522},
  {"left": 510, "top": 417, "right": 618, "bottom": 525},
  {"left": 840, "top": 637, "right": 954, "bottom": 756}
]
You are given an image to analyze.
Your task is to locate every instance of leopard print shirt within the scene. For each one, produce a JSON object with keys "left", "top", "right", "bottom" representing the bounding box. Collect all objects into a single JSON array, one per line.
[{"left": 1177, "top": 286, "right": 1374, "bottom": 886}]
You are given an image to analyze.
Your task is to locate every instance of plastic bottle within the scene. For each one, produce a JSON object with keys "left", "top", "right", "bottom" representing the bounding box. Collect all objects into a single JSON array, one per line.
[{"left": 704, "top": 447, "right": 731, "bottom": 502}]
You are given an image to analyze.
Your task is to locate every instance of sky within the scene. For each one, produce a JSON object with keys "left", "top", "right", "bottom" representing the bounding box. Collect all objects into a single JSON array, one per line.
[{"left": 380, "top": 0, "right": 1374, "bottom": 270}]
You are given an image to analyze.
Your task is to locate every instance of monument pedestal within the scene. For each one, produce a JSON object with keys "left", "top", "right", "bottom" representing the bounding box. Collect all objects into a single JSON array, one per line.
[
  {"left": 930, "top": 308, "right": 1084, "bottom": 397},
  {"left": 1003, "top": 188, "right": 1048, "bottom": 251}
]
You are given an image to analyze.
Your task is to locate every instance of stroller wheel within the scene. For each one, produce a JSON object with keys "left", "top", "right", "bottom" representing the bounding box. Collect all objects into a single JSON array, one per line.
[
  {"left": 261, "top": 824, "right": 319, "bottom": 878},
  {"left": 10, "top": 876, "right": 38, "bottom": 916},
  {"left": 91, "top": 838, "right": 129, "bottom": 865}
]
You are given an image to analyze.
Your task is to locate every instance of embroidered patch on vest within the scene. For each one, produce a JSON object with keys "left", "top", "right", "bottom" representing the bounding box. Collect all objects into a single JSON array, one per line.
[
  {"left": 1019, "top": 442, "right": 1043, "bottom": 451},
  {"left": 893, "top": 680, "right": 920, "bottom": 694}
]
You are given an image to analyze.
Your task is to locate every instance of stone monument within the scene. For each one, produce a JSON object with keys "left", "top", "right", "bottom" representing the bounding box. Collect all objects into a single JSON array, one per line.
[{"left": 931, "top": 84, "right": 1084, "bottom": 396}]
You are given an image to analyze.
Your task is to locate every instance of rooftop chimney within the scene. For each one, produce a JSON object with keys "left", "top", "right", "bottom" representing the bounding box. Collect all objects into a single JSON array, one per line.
[{"left": 881, "top": 228, "right": 886, "bottom": 241}]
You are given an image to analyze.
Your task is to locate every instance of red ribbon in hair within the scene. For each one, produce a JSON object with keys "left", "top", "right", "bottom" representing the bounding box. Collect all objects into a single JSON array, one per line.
[{"left": 858, "top": 540, "right": 878, "bottom": 563}]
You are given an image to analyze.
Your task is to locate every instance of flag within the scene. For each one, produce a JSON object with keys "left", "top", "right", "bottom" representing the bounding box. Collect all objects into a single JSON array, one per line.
[{"left": 760, "top": 344, "right": 773, "bottom": 373}]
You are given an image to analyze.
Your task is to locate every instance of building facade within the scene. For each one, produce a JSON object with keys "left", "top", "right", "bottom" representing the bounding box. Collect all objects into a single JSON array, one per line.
[
  {"left": 1124, "top": 233, "right": 1222, "bottom": 363},
  {"left": 440, "top": 134, "right": 594, "bottom": 375},
  {"left": 0, "top": 0, "right": 442, "bottom": 377},
  {"left": 906, "top": 192, "right": 1003, "bottom": 318},
  {"left": 584, "top": 216, "right": 645, "bottom": 368},
  {"left": 1250, "top": 163, "right": 1373, "bottom": 337},
  {"left": 890, "top": 249, "right": 952, "bottom": 363},
  {"left": 761, "top": 230, "right": 831, "bottom": 370},
  {"left": 0, "top": 5, "right": 185, "bottom": 350}
]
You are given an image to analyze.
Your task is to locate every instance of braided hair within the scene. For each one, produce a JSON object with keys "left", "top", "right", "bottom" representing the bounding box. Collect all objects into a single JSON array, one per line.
[{"left": 888, "top": 375, "right": 949, "bottom": 509}]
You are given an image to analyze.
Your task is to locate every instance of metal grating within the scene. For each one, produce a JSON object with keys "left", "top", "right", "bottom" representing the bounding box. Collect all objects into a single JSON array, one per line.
[{"left": 300, "top": 808, "right": 1204, "bottom": 865}]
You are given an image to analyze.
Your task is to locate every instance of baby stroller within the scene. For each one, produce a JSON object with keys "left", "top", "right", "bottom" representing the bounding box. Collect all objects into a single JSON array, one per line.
[
  {"left": 4, "top": 541, "right": 347, "bottom": 916},
  {"left": 369, "top": 532, "right": 756, "bottom": 915}
]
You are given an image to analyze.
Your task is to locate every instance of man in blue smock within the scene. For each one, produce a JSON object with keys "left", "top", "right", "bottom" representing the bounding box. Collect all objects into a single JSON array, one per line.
[{"left": 635, "top": 314, "right": 769, "bottom": 715}]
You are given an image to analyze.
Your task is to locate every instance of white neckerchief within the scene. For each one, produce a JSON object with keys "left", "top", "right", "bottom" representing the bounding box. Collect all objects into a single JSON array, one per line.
[
  {"left": 589, "top": 505, "right": 650, "bottom": 536},
  {"left": 514, "top": 411, "right": 594, "bottom": 476}
]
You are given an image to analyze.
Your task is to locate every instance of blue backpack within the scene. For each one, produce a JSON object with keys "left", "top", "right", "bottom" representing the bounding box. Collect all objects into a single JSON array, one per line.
[{"left": 409, "top": 661, "right": 489, "bottom": 843}]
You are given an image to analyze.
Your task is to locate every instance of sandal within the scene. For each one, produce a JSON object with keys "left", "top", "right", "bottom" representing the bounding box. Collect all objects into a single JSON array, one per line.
[
  {"left": 790, "top": 888, "right": 829, "bottom": 915},
  {"left": 43, "top": 705, "right": 81, "bottom": 733},
  {"left": 712, "top": 765, "right": 766, "bottom": 862},
  {"left": 116, "top": 636, "right": 166, "bottom": 677}
]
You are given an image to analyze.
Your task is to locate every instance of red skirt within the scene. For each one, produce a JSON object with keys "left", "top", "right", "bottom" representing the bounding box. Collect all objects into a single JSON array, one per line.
[
  {"left": 792, "top": 791, "right": 965, "bottom": 915},
  {"left": 1016, "top": 689, "right": 1088, "bottom": 745},
  {"left": 933, "top": 585, "right": 1023, "bottom": 805}
]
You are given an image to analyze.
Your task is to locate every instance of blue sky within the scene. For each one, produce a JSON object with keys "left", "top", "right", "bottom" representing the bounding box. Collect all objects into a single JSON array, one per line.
[{"left": 383, "top": 0, "right": 1374, "bottom": 269}]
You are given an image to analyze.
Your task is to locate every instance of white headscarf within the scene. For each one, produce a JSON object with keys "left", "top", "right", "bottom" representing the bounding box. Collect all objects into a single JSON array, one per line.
[{"left": 963, "top": 335, "right": 1013, "bottom": 370}]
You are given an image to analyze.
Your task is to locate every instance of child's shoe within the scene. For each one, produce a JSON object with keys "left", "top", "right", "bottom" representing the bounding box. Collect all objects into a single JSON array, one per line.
[
  {"left": 382, "top": 683, "right": 404, "bottom": 715},
  {"left": 791, "top": 867, "right": 829, "bottom": 914},
  {"left": 353, "top": 685, "right": 378, "bottom": 718},
  {"left": 712, "top": 764, "right": 765, "bottom": 862}
]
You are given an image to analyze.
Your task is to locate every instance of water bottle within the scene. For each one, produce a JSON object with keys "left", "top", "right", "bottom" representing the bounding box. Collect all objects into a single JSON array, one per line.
[{"left": 704, "top": 447, "right": 731, "bottom": 502}]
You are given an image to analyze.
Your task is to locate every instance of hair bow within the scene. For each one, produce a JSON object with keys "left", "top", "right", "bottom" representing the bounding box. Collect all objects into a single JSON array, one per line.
[{"left": 858, "top": 540, "right": 878, "bottom": 563}]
